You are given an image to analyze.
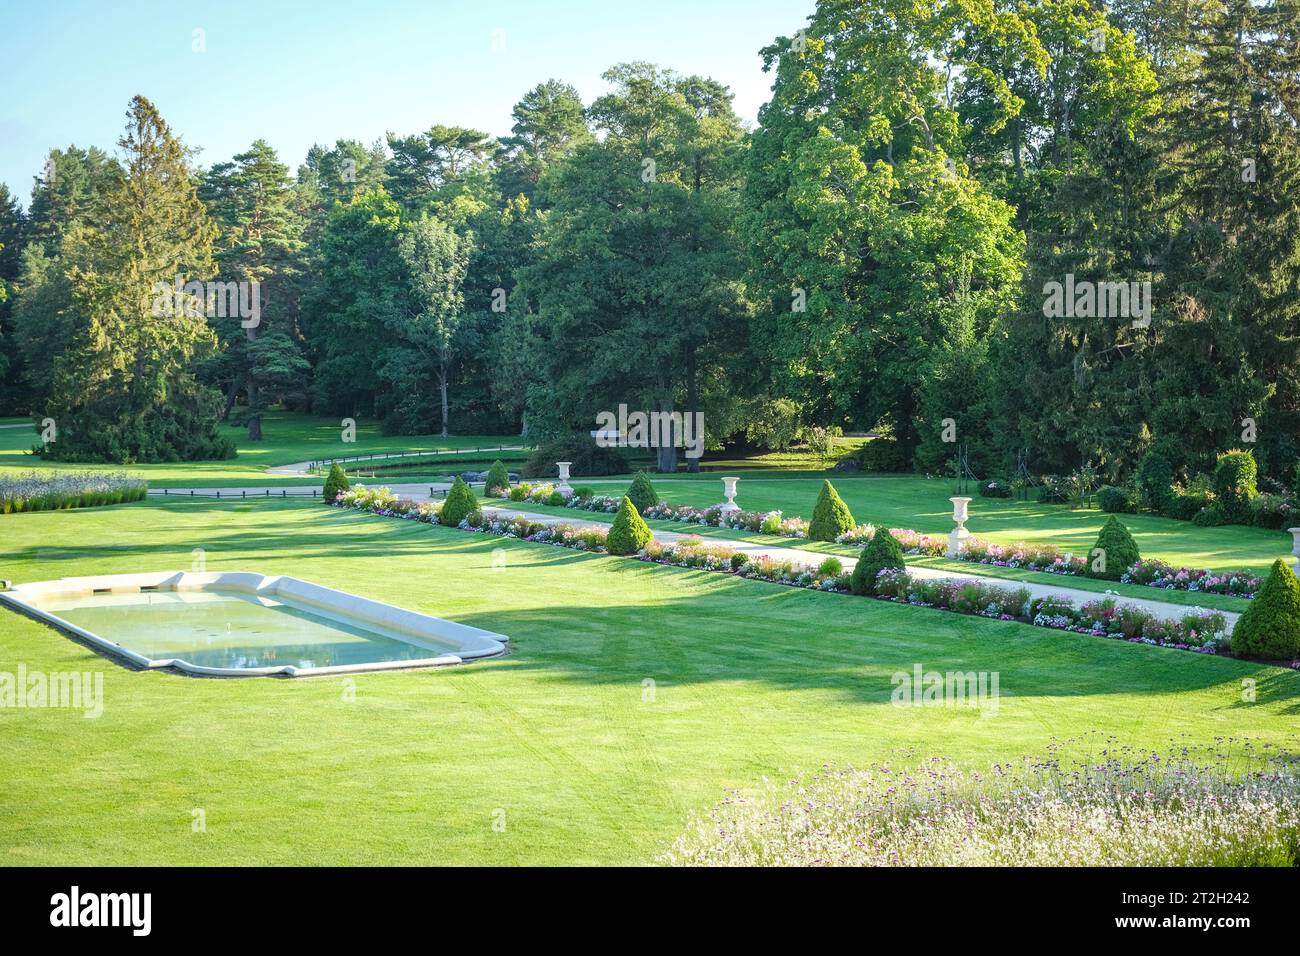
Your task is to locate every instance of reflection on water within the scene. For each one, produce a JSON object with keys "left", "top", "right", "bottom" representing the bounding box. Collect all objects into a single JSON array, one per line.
[{"left": 45, "top": 589, "right": 444, "bottom": 670}]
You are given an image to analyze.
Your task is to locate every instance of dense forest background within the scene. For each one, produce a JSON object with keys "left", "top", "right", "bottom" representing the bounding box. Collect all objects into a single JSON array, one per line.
[{"left": 0, "top": 0, "right": 1296, "bottom": 489}]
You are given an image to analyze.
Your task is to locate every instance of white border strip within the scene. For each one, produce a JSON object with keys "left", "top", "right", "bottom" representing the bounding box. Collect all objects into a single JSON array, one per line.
[{"left": 0, "top": 571, "right": 508, "bottom": 678}]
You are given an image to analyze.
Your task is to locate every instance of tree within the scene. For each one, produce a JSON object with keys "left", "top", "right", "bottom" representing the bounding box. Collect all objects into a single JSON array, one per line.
[
  {"left": 743, "top": 2, "right": 1025, "bottom": 465},
  {"left": 200, "top": 140, "right": 308, "bottom": 439},
  {"left": 440, "top": 475, "right": 479, "bottom": 526},
  {"left": 496, "top": 80, "right": 591, "bottom": 202},
  {"left": 395, "top": 213, "right": 470, "bottom": 436},
  {"left": 1084, "top": 515, "right": 1140, "bottom": 580},
  {"left": 0, "top": 184, "right": 26, "bottom": 413},
  {"left": 1231, "top": 559, "right": 1300, "bottom": 661},
  {"left": 626, "top": 472, "right": 658, "bottom": 513},
  {"left": 850, "top": 527, "right": 905, "bottom": 595},
  {"left": 809, "top": 480, "right": 855, "bottom": 541},
  {"left": 522, "top": 63, "right": 747, "bottom": 473},
  {"left": 607, "top": 496, "right": 653, "bottom": 554},
  {"left": 36, "top": 96, "right": 231, "bottom": 462},
  {"left": 484, "top": 460, "right": 511, "bottom": 496},
  {"left": 323, "top": 463, "right": 350, "bottom": 503}
]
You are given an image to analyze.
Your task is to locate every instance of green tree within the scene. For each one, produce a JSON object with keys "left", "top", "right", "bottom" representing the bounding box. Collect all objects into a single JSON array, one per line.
[
  {"left": 607, "top": 496, "right": 653, "bottom": 554},
  {"left": 1084, "top": 515, "right": 1140, "bottom": 580},
  {"left": 1231, "top": 559, "right": 1300, "bottom": 661},
  {"left": 808, "top": 480, "right": 856, "bottom": 542},
  {"left": 850, "top": 527, "right": 905, "bottom": 595},
  {"left": 323, "top": 462, "right": 350, "bottom": 503},
  {"left": 38, "top": 96, "right": 231, "bottom": 462},
  {"left": 200, "top": 140, "right": 308, "bottom": 439},
  {"left": 626, "top": 472, "right": 658, "bottom": 513},
  {"left": 440, "top": 475, "right": 479, "bottom": 526}
]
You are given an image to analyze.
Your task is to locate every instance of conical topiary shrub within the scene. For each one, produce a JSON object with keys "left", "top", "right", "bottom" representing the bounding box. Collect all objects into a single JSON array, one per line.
[
  {"left": 484, "top": 460, "right": 511, "bottom": 497},
  {"left": 1083, "top": 515, "right": 1141, "bottom": 581},
  {"left": 809, "top": 479, "right": 856, "bottom": 542},
  {"left": 850, "top": 527, "right": 905, "bottom": 595},
  {"left": 606, "top": 496, "right": 653, "bottom": 555},
  {"left": 1232, "top": 559, "right": 1300, "bottom": 660},
  {"left": 440, "top": 476, "right": 480, "bottom": 527},
  {"left": 323, "top": 463, "right": 350, "bottom": 503},
  {"left": 627, "top": 471, "right": 659, "bottom": 514}
]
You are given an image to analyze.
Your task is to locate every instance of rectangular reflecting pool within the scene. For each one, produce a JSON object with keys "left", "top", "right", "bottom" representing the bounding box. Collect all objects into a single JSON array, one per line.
[{"left": 0, "top": 572, "right": 508, "bottom": 677}]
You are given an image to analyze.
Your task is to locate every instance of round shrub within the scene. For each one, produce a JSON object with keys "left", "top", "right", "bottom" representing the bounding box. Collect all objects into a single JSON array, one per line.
[
  {"left": 809, "top": 480, "right": 856, "bottom": 542},
  {"left": 573, "top": 486, "right": 596, "bottom": 500},
  {"left": 440, "top": 476, "right": 479, "bottom": 527},
  {"left": 979, "top": 479, "right": 1012, "bottom": 499},
  {"left": 606, "top": 496, "right": 653, "bottom": 555},
  {"left": 851, "top": 527, "right": 904, "bottom": 595},
  {"left": 1231, "top": 559, "right": 1300, "bottom": 660},
  {"left": 1097, "top": 485, "right": 1138, "bottom": 514},
  {"left": 323, "top": 463, "right": 350, "bottom": 504},
  {"left": 484, "top": 460, "right": 511, "bottom": 497},
  {"left": 1084, "top": 515, "right": 1141, "bottom": 580},
  {"left": 546, "top": 490, "right": 566, "bottom": 506},
  {"left": 817, "top": 557, "right": 843, "bottom": 577},
  {"left": 627, "top": 472, "right": 659, "bottom": 514}
]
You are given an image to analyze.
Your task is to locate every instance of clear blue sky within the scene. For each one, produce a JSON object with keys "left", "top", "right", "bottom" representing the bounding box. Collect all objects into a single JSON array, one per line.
[{"left": 0, "top": 0, "right": 815, "bottom": 207}]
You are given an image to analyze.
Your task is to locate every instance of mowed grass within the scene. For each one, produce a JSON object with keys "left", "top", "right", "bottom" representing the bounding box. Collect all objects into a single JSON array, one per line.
[
  {"left": 0, "top": 411, "right": 524, "bottom": 488},
  {"left": 534, "top": 475, "right": 1291, "bottom": 576},
  {"left": 1, "top": 499, "right": 1298, "bottom": 865}
]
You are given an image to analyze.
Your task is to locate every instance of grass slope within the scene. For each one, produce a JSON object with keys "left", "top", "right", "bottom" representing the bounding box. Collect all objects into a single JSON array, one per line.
[{"left": 1, "top": 499, "right": 1297, "bottom": 865}]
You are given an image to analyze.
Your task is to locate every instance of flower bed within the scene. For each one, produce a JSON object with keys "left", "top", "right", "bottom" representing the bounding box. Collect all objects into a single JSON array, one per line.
[
  {"left": 1, "top": 471, "right": 148, "bottom": 514},
  {"left": 333, "top": 489, "right": 1235, "bottom": 658}
]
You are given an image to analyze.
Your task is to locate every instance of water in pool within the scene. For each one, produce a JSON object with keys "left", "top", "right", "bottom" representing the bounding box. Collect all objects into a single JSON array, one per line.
[{"left": 43, "top": 588, "right": 448, "bottom": 671}]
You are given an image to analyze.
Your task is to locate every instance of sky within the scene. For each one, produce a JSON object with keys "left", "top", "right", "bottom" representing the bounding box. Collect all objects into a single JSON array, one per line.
[{"left": 0, "top": 0, "right": 816, "bottom": 207}]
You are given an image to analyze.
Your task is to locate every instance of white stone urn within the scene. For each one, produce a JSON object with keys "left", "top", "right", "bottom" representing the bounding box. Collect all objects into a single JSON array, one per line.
[
  {"left": 718, "top": 476, "right": 741, "bottom": 515},
  {"left": 947, "top": 496, "right": 973, "bottom": 558},
  {"left": 556, "top": 461, "right": 573, "bottom": 496},
  {"left": 1289, "top": 527, "right": 1300, "bottom": 564}
]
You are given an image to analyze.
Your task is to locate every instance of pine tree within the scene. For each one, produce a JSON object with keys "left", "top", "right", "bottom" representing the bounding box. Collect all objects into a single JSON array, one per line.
[
  {"left": 626, "top": 472, "right": 658, "bottom": 513},
  {"left": 440, "top": 476, "right": 479, "bottom": 527},
  {"left": 41, "top": 96, "right": 232, "bottom": 462},
  {"left": 200, "top": 140, "right": 308, "bottom": 440},
  {"left": 322, "top": 463, "right": 350, "bottom": 503},
  {"left": 1231, "top": 559, "right": 1300, "bottom": 660},
  {"left": 1084, "top": 516, "right": 1141, "bottom": 581},
  {"left": 484, "top": 460, "right": 511, "bottom": 496},
  {"left": 808, "top": 480, "right": 855, "bottom": 542},
  {"left": 607, "top": 496, "right": 653, "bottom": 555},
  {"left": 850, "top": 527, "right": 905, "bottom": 596}
]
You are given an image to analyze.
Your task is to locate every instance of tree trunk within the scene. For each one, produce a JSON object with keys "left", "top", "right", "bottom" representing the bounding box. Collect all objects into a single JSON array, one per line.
[
  {"left": 439, "top": 365, "right": 450, "bottom": 438},
  {"left": 222, "top": 372, "right": 244, "bottom": 419},
  {"left": 247, "top": 382, "right": 262, "bottom": 441},
  {"left": 685, "top": 346, "right": 699, "bottom": 473}
]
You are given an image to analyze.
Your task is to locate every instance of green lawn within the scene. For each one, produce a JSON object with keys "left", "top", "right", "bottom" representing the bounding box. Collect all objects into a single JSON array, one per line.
[
  {"left": 1, "top": 498, "right": 1297, "bottom": 865},
  {"left": 0, "top": 412, "right": 525, "bottom": 488}
]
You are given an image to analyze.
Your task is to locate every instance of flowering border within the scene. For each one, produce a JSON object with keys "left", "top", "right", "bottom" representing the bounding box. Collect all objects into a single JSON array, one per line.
[{"left": 334, "top": 489, "right": 1235, "bottom": 659}]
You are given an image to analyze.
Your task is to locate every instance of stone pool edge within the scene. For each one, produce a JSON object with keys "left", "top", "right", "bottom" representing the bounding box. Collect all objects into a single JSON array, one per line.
[{"left": 0, "top": 570, "right": 509, "bottom": 678}]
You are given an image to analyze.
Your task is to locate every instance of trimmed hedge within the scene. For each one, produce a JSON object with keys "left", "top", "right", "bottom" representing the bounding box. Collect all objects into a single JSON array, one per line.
[
  {"left": 851, "top": 526, "right": 905, "bottom": 595},
  {"left": 1084, "top": 515, "right": 1141, "bottom": 581},
  {"left": 484, "top": 460, "right": 511, "bottom": 496},
  {"left": 440, "top": 476, "right": 480, "bottom": 527},
  {"left": 323, "top": 463, "right": 350, "bottom": 504},
  {"left": 809, "top": 480, "right": 856, "bottom": 542},
  {"left": 1231, "top": 559, "right": 1300, "bottom": 660},
  {"left": 627, "top": 472, "right": 659, "bottom": 514},
  {"left": 607, "top": 496, "right": 653, "bottom": 555}
]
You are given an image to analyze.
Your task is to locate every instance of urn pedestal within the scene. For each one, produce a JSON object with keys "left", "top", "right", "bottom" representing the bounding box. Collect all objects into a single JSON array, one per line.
[{"left": 947, "top": 496, "right": 973, "bottom": 559}]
